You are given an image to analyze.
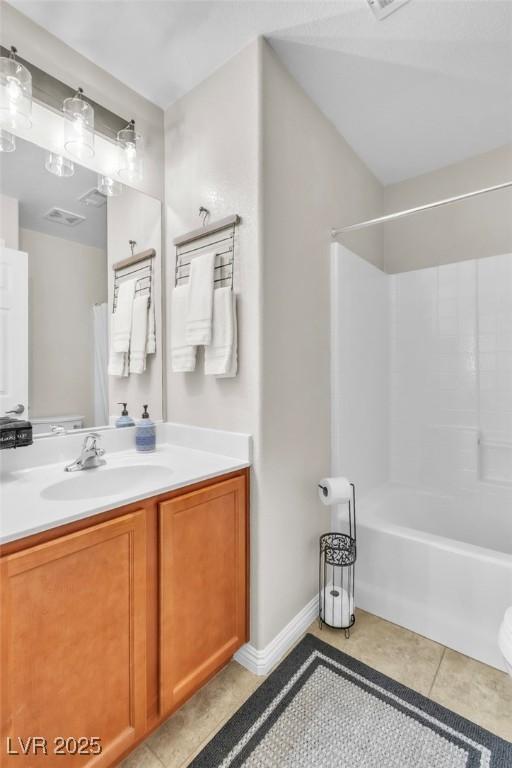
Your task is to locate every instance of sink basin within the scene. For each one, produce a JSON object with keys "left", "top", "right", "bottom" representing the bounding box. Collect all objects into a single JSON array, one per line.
[{"left": 41, "top": 464, "right": 173, "bottom": 501}]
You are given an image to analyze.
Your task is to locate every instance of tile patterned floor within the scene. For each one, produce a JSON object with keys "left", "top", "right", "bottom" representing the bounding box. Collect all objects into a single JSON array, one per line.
[{"left": 121, "top": 609, "right": 512, "bottom": 768}]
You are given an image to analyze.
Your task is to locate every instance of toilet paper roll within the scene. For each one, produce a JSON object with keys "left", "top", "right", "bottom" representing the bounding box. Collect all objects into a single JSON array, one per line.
[
  {"left": 321, "top": 583, "right": 354, "bottom": 628},
  {"left": 318, "top": 477, "right": 352, "bottom": 506}
]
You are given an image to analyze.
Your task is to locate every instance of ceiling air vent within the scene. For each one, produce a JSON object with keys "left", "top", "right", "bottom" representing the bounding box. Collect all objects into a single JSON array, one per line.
[
  {"left": 78, "top": 187, "right": 107, "bottom": 207},
  {"left": 43, "top": 207, "right": 86, "bottom": 227},
  {"left": 367, "top": 0, "right": 411, "bottom": 20}
]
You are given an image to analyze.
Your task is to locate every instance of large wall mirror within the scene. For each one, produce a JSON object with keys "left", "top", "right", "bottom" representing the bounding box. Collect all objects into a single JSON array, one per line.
[{"left": 0, "top": 136, "right": 163, "bottom": 436}]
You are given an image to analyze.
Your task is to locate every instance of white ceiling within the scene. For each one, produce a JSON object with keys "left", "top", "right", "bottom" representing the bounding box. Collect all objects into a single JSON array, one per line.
[
  {"left": 0, "top": 137, "right": 107, "bottom": 248},
  {"left": 9, "top": 0, "right": 512, "bottom": 184}
]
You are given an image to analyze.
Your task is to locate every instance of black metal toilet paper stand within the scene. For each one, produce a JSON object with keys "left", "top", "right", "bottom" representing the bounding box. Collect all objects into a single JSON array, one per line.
[{"left": 319, "top": 483, "right": 356, "bottom": 639}]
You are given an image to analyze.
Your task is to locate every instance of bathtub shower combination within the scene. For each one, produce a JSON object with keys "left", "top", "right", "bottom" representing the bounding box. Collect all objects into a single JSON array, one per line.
[{"left": 331, "top": 244, "right": 512, "bottom": 671}]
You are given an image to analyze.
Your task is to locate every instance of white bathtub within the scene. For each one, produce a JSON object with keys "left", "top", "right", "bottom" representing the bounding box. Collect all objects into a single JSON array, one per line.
[{"left": 355, "top": 483, "right": 512, "bottom": 671}]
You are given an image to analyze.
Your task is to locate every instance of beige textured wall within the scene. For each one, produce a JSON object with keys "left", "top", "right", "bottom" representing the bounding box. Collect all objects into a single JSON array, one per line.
[
  {"left": 164, "top": 39, "right": 262, "bottom": 436},
  {"left": 107, "top": 188, "right": 163, "bottom": 423},
  {"left": 1, "top": 4, "right": 164, "bottom": 201},
  {"left": 164, "top": 38, "right": 383, "bottom": 650},
  {"left": 258, "top": 42, "right": 383, "bottom": 647},
  {"left": 383, "top": 144, "right": 512, "bottom": 273},
  {"left": 164, "top": 39, "right": 263, "bottom": 646},
  {"left": 0, "top": 193, "right": 19, "bottom": 249},
  {"left": 21, "top": 228, "right": 107, "bottom": 426}
]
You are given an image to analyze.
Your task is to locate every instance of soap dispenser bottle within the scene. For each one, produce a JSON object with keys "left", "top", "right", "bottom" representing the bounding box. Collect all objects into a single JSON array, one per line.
[
  {"left": 136, "top": 405, "right": 156, "bottom": 452},
  {"left": 115, "top": 403, "right": 135, "bottom": 428}
]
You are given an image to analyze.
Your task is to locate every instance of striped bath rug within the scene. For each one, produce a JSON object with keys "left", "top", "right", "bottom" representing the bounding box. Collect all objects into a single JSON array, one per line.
[{"left": 190, "top": 633, "right": 511, "bottom": 768}]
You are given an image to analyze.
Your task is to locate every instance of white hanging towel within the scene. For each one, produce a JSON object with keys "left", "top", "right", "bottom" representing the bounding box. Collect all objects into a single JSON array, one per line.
[
  {"left": 129, "top": 295, "right": 149, "bottom": 374},
  {"left": 218, "top": 292, "right": 237, "bottom": 378},
  {"left": 112, "top": 278, "right": 136, "bottom": 352},
  {"left": 171, "top": 285, "right": 197, "bottom": 372},
  {"left": 146, "top": 300, "right": 156, "bottom": 355},
  {"left": 108, "top": 346, "right": 128, "bottom": 378},
  {"left": 108, "top": 311, "right": 128, "bottom": 376},
  {"left": 185, "top": 252, "right": 215, "bottom": 345},
  {"left": 205, "top": 288, "right": 237, "bottom": 377}
]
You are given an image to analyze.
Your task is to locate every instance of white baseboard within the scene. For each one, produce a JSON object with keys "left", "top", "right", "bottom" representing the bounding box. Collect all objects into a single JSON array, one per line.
[{"left": 234, "top": 595, "right": 318, "bottom": 676}]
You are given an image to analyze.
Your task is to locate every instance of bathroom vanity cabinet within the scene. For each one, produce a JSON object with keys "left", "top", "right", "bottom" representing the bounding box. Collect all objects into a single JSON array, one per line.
[{"left": 0, "top": 468, "right": 249, "bottom": 767}]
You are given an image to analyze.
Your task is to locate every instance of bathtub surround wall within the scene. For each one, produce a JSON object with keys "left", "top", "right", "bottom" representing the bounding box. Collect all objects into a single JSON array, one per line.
[
  {"left": 390, "top": 253, "right": 512, "bottom": 489},
  {"left": 478, "top": 255, "right": 512, "bottom": 457},
  {"left": 107, "top": 188, "right": 163, "bottom": 423},
  {"left": 333, "top": 246, "right": 512, "bottom": 668},
  {"left": 335, "top": 247, "right": 512, "bottom": 493},
  {"left": 331, "top": 246, "right": 389, "bottom": 499},
  {"left": 20, "top": 228, "right": 107, "bottom": 427},
  {"left": 390, "top": 260, "right": 478, "bottom": 489}
]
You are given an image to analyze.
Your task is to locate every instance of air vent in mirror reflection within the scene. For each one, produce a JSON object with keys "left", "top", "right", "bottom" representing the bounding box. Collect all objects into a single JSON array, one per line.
[
  {"left": 43, "top": 207, "right": 86, "bottom": 227},
  {"left": 78, "top": 188, "right": 107, "bottom": 207},
  {"left": 366, "top": 0, "right": 411, "bottom": 19}
]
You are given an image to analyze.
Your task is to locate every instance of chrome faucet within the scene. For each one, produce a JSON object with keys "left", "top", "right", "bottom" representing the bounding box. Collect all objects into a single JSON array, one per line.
[{"left": 64, "top": 433, "right": 106, "bottom": 472}]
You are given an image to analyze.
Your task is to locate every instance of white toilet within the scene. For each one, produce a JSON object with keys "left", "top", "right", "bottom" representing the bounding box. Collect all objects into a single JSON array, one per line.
[
  {"left": 31, "top": 414, "right": 84, "bottom": 436},
  {"left": 498, "top": 607, "right": 512, "bottom": 677}
]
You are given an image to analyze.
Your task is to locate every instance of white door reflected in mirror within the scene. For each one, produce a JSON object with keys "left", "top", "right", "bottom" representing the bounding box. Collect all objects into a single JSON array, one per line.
[{"left": 0, "top": 245, "right": 28, "bottom": 419}]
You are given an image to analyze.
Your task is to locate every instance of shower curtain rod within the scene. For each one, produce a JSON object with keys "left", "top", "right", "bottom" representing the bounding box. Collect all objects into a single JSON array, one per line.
[{"left": 331, "top": 180, "right": 512, "bottom": 237}]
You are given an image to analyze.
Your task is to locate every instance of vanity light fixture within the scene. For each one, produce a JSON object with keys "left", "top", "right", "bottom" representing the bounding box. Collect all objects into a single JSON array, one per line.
[
  {"left": 97, "top": 174, "right": 123, "bottom": 197},
  {"left": 45, "top": 151, "right": 74, "bottom": 177},
  {"left": 0, "top": 46, "right": 32, "bottom": 131},
  {"left": 0, "top": 128, "right": 15, "bottom": 152},
  {"left": 63, "top": 87, "right": 95, "bottom": 160},
  {"left": 117, "top": 119, "right": 143, "bottom": 183}
]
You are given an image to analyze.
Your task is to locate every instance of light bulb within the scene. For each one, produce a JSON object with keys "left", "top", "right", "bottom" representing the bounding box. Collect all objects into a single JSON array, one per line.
[
  {"left": 97, "top": 175, "right": 122, "bottom": 196},
  {"left": 0, "top": 128, "right": 15, "bottom": 152},
  {"left": 63, "top": 88, "right": 94, "bottom": 160},
  {"left": 125, "top": 143, "right": 137, "bottom": 173},
  {"left": 0, "top": 47, "right": 32, "bottom": 130},
  {"left": 74, "top": 115, "right": 85, "bottom": 134},
  {"left": 6, "top": 76, "right": 21, "bottom": 102},
  {"left": 45, "top": 152, "right": 74, "bottom": 177},
  {"left": 117, "top": 121, "right": 143, "bottom": 183}
]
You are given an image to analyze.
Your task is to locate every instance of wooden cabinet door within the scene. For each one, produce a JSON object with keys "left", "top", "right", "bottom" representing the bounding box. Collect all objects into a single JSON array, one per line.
[
  {"left": 160, "top": 475, "right": 248, "bottom": 713},
  {"left": 0, "top": 510, "right": 147, "bottom": 767}
]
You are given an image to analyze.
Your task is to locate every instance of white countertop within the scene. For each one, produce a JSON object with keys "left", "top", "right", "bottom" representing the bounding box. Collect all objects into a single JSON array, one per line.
[{"left": 0, "top": 423, "right": 251, "bottom": 546}]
